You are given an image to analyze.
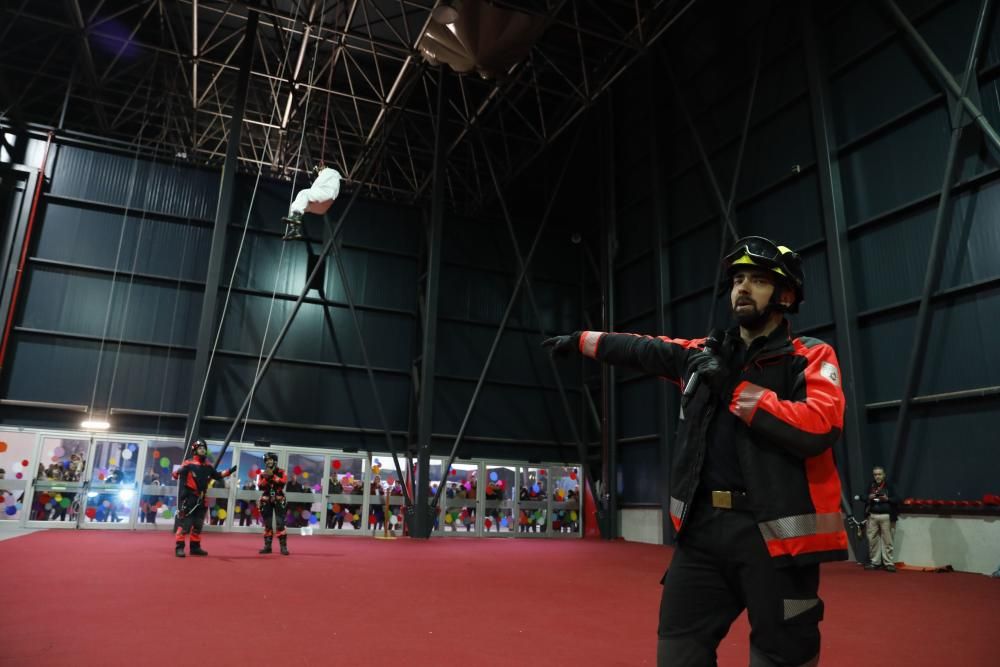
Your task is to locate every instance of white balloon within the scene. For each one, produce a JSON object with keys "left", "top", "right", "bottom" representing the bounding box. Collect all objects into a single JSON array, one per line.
[{"left": 122, "top": 449, "right": 133, "bottom": 460}]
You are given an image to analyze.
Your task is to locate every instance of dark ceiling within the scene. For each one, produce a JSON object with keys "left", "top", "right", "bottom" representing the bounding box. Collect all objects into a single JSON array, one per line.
[{"left": 0, "top": 0, "right": 696, "bottom": 207}]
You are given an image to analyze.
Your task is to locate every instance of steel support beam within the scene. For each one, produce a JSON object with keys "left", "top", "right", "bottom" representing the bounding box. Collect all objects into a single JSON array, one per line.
[
  {"left": 600, "top": 96, "right": 618, "bottom": 539},
  {"left": 801, "top": 0, "right": 869, "bottom": 541},
  {"left": 882, "top": 0, "right": 1000, "bottom": 156},
  {"left": 184, "top": 10, "right": 259, "bottom": 445},
  {"left": 476, "top": 129, "right": 600, "bottom": 513},
  {"left": 646, "top": 56, "right": 677, "bottom": 545},
  {"left": 429, "top": 123, "right": 584, "bottom": 510},
  {"left": 412, "top": 66, "right": 447, "bottom": 539},
  {"left": 886, "top": 0, "right": 993, "bottom": 491}
]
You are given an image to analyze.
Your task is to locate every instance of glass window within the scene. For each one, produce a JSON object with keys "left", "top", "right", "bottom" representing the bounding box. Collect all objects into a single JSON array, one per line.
[
  {"left": 518, "top": 466, "right": 548, "bottom": 534},
  {"left": 28, "top": 437, "right": 88, "bottom": 523},
  {"left": 484, "top": 465, "right": 516, "bottom": 534},
  {"left": 82, "top": 440, "right": 139, "bottom": 525},
  {"left": 138, "top": 440, "right": 185, "bottom": 528},
  {"left": 0, "top": 432, "right": 37, "bottom": 522},
  {"left": 286, "top": 452, "right": 324, "bottom": 530},
  {"left": 441, "top": 463, "right": 479, "bottom": 534},
  {"left": 549, "top": 466, "right": 582, "bottom": 536},
  {"left": 325, "top": 456, "right": 364, "bottom": 532}
]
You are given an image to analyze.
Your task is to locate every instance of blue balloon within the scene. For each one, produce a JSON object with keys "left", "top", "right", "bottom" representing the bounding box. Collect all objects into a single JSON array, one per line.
[
  {"left": 489, "top": 471, "right": 498, "bottom": 482},
  {"left": 531, "top": 484, "right": 540, "bottom": 494},
  {"left": 309, "top": 514, "right": 318, "bottom": 525},
  {"left": 4, "top": 506, "right": 16, "bottom": 516}
]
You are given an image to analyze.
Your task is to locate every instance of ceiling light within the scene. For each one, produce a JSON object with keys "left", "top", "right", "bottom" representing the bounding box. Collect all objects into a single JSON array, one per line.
[{"left": 81, "top": 418, "right": 111, "bottom": 431}]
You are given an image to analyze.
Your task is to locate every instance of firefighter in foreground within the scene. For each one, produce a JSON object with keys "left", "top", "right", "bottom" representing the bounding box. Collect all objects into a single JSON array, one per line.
[{"left": 544, "top": 236, "right": 847, "bottom": 667}]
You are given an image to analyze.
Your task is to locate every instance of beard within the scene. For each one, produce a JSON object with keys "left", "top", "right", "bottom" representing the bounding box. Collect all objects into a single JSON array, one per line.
[{"left": 733, "top": 302, "right": 770, "bottom": 330}]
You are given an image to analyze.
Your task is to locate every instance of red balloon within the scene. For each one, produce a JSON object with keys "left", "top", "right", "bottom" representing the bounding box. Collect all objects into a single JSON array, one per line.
[
  {"left": 293, "top": 465, "right": 303, "bottom": 475},
  {"left": 539, "top": 469, "right": 546, "bottom": 475},
  {"left": 369, "top": 515, "right": 377, "bottom": 525},
  {"left": 484, "top": 518, "right": 492, "bottom": 528},
  {"left": 21, "top": 459, "right": 29, "bottom": 467},
  {"left": 569, "top": 472, "right": 577, "bottom": 480},
  {"left": 85, "top": 508, "right": 97, "bottom": 519},
  {"left": 450, "top": 469, "right": 456, "bottom": 475},
  {"left": 332, "top": 460, "right": 342, "bottom": 469}
]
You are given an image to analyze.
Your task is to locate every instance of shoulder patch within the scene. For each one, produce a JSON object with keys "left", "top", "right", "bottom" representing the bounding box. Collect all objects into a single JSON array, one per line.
[{"left": 820, "top": 361, "right": 840, "bottom": 387}]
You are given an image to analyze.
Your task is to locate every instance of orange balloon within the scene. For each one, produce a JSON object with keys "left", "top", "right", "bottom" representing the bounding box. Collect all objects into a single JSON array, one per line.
[{"left": 0, "top": 441, "right": 7, "bottom": 453}]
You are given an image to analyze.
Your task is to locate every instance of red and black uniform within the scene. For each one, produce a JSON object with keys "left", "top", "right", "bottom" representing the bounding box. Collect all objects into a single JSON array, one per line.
[
  {"left": 172, "top": 453, "right": 235, "bottom": 556},
  {"left": 257, "top": 467, "right": 289, "bottom": 554},
  {"left": 578, "top": 320, "right": 847, "bottom": 666}
]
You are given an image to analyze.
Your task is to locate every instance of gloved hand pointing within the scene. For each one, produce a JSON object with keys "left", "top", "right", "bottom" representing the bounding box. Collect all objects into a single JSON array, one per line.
[{"left": 542, "top": 332, "right": 582, "bottom": 358}]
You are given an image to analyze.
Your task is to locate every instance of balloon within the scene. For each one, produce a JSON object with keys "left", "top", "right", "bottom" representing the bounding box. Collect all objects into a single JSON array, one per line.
[
  {"left": 159, "top": 457, "right": 170, "bottom": 468},
  {"left": 372, "top": 465, "right": 381, "bottom": 475},
  {"left": 570, "top": 511, "right": 578, "bottom": 521},
  {"left": 500, "top": 517, "right": 508, "bottom": 527},
  {"left": 293, "top": 466, "right": 303, "bottom": 475},
  {"left": 484, "top": 518, "right": 492, "bottom": 528},
  {"left": 15, "top": 472, "right": 22, "bottom": 479},
  {"left": 532, "top": 484, "right": 540, "bottom": 494},
  {"left": 389, "top": 515, "right": 398, "bottom": 525},
  {"left": 217, "top": 509, "right": 227, "bottom": 520},
  {"left": 109, "top": 459, "right": 117, "bottom": 466},
  {"left": 153, "top": 450, "right": 160, "bottom": 458},
  {"left": 53, "top": 446, "right": 65, "bottom": 457},
  {"left": 128, "top": 443, "right": 137, "bottom": 451},
  {"left": 333, "top": 503, "right": 342, "bottom": 512},
  {"left": 369, "top": 515, "right": 377, "bottom": 525},
  {"left": 570, "top": 471, "right": 577, "bottom": 480},
  {"left": 234, "top": 506, "right": 241, "bottom": 513},
  {"left": 162, "top": 510, "right": 173, "bottom": 519},
  {"left": 539, "top": 469, "right": 546, "bottom": 475},
  {"left": 450, "top": 469, "right": 456, "bottom": 476},
  {"left": 332, "top": 460, "right": 341, "bottom": 469},
  {"left": 489, "top": 471, "right": 498, "bottom": 482},
  {"left": 444, "top": 514, "right": 453, "bottom": 524},
  {"left": 301, "top": 510, "right": 311, "bottom": 520},
  {"left": 21, "top": 459, "right": 29, "bottom": 467},
  {"left": 60, "top": 497, "right": 70, "bottom": 508},
  {"left": 4, "top": 506, "right": 15, "bottom": 516},
  {"left": 302, "top": 472, "right": 310, "bottom": 479},
  {"left": 122, "top": 450, "right": 132, "bottom": 460},
  {"left": 309, "top": 514, "right": 318, "bottom": 525},
  {"left": 85, "top": 508, "right": 97, "bottom": 519}
]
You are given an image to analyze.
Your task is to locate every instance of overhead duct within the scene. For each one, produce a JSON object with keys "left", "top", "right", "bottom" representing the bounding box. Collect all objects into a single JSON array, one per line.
[{"left": 418, "top": 0, "right": 546, "bottom": 79}]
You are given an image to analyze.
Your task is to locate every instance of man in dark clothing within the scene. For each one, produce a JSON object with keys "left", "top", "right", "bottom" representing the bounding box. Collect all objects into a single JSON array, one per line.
[
  {"left": 864, "top": 466, "right": 898, "bottom": 572},
  {"left": 544, "top": 236, "right": 848, "bottom": 667},
  {"left": 172, "top": 439, "right": 237, "bottom": 557},
  {"left": 256, "top": 452, "right": 290, "bottom": 555}
]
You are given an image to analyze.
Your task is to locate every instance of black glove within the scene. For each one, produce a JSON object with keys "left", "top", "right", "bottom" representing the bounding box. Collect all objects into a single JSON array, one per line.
[
  {"left": 227, "top": 465, "right": 237, "bottom": 476},
  {"left": 541, "top": 332, "right": 582, "bottom": 358},
  {"left": 685, "top": 351, "right": 730, "bottom": 397}
]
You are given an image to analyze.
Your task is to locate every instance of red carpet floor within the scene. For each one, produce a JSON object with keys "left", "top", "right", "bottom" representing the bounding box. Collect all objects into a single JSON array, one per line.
[{"left": 0, "top": 530, "right": 995, "bottom": 666}]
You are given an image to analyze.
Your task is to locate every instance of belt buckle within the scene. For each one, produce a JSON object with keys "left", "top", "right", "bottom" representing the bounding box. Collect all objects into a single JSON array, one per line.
[{"left": 711, "top": 490, "right": 733, "bottom": 510}]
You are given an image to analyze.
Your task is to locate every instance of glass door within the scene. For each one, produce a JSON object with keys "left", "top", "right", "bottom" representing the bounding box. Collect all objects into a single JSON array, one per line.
[
  {"left": 322, "top": 454, "right": 365, "bottom": 534},
  {"left": 202, "top": 442, "right": 234, "bottom": 532},
  {"left": 439, "top": 462, "right": 480, "bottom": 536},
  {"left": 0, "top": 431, "right": 39, "bottom": 525},
  {"left": 25, "top": 436, "right": 90, "bottom": 528},
  {"left": 518, "top": 466, "right": 549, "bottom": 536},
  {"left": 549, "top": 465, "right": 582, "bottom": 537},
  {"left": 230, "top": 446, "right": 270, "bottom": 532},
  {"left": 136, "top": 439, "right": 186, "bottom": 530},
  {"left": 79, "top": 439, "right": 141, "bottom": 529},
  {"left": 483, "top": 463, "right": 516, "bottom": 536},
  {"left": 286, "top": 450, "right": 325, "bottom": 534}
]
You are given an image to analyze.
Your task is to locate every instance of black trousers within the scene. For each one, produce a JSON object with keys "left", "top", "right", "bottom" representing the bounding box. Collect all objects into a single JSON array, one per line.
[
  {"left": 657, "top": 500, "right": 822, "bottom": 667},
  {"left": 260, "top": 500, "right": 286, "bottom": 537},
  {"left": 175, "top": 501, "right": 207, "bottom": 542}
]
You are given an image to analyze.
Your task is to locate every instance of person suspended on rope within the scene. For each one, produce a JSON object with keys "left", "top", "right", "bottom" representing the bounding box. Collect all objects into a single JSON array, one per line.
[
  {"left": 282, "top": 162, "right": 342, "bottom": 241},
  {"left": 172, "top": 438, "right": 237, "bottom": 558},
  {"left": 256, "top": 452, "right": 290, "bottom": 555}
]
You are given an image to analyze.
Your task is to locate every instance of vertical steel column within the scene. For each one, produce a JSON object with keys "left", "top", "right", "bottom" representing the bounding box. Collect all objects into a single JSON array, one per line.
[
  {"left": 887, "top": 0, "right": 993, "bottom": 488},
  {"left": 0, "top": 167, "right": 38, "bottom": 379},
  {"left": 183, "top": 10, "right": 259, "bottom": 443},
  {"left": 802, "top": 0, "right": 868, "bottom": 525},
  {"left": 413, "top": 66, "right": 447, "bottom": 538},
  {"left": 646, "top": 56, "right": 677, "bottom": 545},
  {"left": 600, "top": 96, "right": 618, "bottom": 540}
]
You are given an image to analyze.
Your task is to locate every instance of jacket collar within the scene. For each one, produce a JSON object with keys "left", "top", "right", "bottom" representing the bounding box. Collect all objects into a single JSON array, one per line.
[{"left": 726, "top": 318, "right": 794, "bottom": 360}]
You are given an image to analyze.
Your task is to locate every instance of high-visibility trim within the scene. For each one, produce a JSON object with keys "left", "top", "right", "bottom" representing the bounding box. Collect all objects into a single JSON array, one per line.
[
  {"left": 783, "top": 598, "right": 819, "bottom": 620},
  {"left": 579, "top": 331, "right": 603, "bottom": 358},
  {"left": 759, "top": 511, "right": 844, "bottom": 541},
  {"left": 762, "top": 528, "right": 848, "bottom": 559},
  {"left": 731, "top": 381, "right": 765, "bottom": 424}
]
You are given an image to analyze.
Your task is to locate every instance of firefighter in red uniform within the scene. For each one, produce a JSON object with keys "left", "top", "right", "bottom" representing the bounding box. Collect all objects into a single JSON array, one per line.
[
  {"left": 257, "top": 452, "right": 290, "bottom": 555},
  {"left": 172, "top": 439, "right": 237, "bottom": 558},
  {"left": 544, "top": 236, "right": 848, "bottom": 667}
]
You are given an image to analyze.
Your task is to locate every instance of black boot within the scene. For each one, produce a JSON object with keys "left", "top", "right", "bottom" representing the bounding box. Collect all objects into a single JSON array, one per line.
[
  {"left": 259, "top": 536, "right": 272, "bottom": 554},
  {"left": 189, "top": 543, "right": 208, "bottom": 556},
  {"left": 281, "top": 213, "right": 303, "bottom": 241},
  {"left": 279, "top": 535, "right": 289, "bottom": 556},
  {"left": 175, "top": 541, "right": 186, "bottom": 558}
]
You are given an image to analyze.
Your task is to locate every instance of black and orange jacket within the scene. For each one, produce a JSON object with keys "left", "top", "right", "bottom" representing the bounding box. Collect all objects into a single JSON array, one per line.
[
  {"left": 172, "top": 454, "right": 234, "bottom": 505},
  {"left": 578, "top": 321, "right": 848, "bottom": 567},
  {"left": 256, "top": 468, "right": 288, "bottom": 504}
]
